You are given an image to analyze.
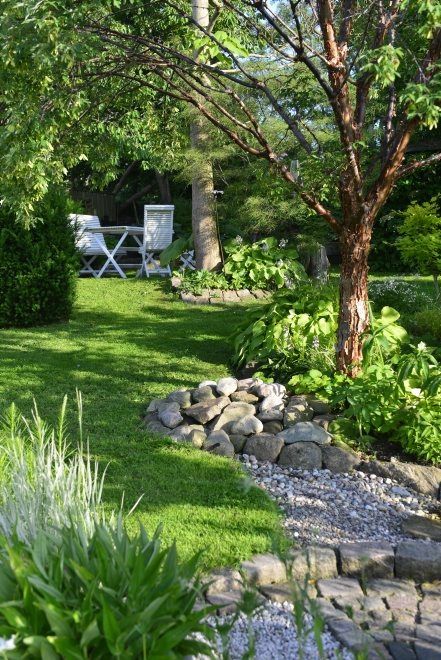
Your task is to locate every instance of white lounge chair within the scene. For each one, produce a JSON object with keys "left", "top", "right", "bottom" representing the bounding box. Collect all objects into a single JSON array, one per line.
[
  {"left": 139, "top": 205, "right": 174, "bottom": 277},
  {"left": 70, "top": 214, "right": 127, "bottom": 278}
]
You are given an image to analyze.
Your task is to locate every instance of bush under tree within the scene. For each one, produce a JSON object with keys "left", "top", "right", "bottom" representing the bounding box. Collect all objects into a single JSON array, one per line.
[{"left": 0, "top": 190, "right": 79, "bottom": 327}]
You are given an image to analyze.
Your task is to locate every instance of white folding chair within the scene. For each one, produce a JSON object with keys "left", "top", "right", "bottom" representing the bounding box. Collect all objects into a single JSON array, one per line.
[
  {"left": 180, "top": 250, "right": 196, "bottom": 270},
  {"left": 140, "top": 205, "right": 174, "bottom": 277},
  {"left": 70, "top": 214, "right": 126, "bottom": 278}
]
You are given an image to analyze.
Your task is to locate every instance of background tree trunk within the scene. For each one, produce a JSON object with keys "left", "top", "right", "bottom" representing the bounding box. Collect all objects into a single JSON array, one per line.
[
  {"left": 336, "top": 221, "right": 373, "bottom": 375},
  {"left": 155, "top": 170, "right": 172, "bottom": 204},
  {"left": 191, "top": 0, "right": 222, "bottom": 271}
]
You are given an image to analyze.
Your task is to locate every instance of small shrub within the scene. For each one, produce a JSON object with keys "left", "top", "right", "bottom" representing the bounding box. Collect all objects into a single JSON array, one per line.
[
  {"left": 0, "top": 521, "right": 213, "bottom": 658},
  {"left": 0, "top": 189, "right": 79, "bottom": 327},
  {"left": 396, "top": 199, "right": 441, "bottom": 297},
  {"left": 369, "top": 278, "right": 432, "bottom": 314},
  {"left": 407, "top": 308, "right": 441, "bottom": 344}
]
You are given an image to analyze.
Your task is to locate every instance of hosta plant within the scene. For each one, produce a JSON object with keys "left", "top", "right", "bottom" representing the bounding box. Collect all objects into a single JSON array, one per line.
[
  {"left": 232, "top": 283, "right": 338, "bottom": 379},
  {"left": 223, "top": 236, "right": 306, "bottom": 291}
]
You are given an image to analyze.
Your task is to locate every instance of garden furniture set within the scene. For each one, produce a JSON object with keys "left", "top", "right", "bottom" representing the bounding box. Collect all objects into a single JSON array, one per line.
[{"left": 71, "top": 204, "right": 178, "bottom": 278}]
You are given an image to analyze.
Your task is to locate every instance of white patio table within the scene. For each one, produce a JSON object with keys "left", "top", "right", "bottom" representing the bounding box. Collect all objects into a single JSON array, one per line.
[{"left": 87, "top": 225, "right": 144, "bottom": 278}]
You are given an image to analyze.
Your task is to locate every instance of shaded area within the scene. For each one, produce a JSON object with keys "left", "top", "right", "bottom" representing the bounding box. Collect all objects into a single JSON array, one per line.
[{"left": 0, "top": 279, "right": 281, "bottom": 569}]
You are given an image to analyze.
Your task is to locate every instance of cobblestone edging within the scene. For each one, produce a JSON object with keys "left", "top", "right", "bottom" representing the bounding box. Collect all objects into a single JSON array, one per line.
[
  {"left": 171, "top": 275, "right": 271, "bottom": 305},
  {"left": 180, "top": 288, "right": 270, "bottom": 305},
  {"left": 145, "top": 376, "right": 441, "bottom": 501},
  {"left": 204, "top": 541, "right": 441, "bottom": 659}
]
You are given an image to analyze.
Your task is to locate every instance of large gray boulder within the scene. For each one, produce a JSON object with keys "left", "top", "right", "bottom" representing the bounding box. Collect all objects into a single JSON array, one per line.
[
  {"left": 192, "top": 386, "right": 216, "bottom": 403},
  {"left": 216, "top": 377, "right": 238, "bottom": 397},
  {"left": 358, "top": 459, "right": 441, "bottom": 500},
  {"left": 284, "top": 396, "right": 314, "bottom": 426},
  {"left": 339, "top": 542, "right": 395, "bottom": 579},
  {"left": 230, "top": 415, "right": 264, "bottom": 436},
  {"left": 166, "top": 389, "right": 192, "bottom": 409},
  {"left": 185, "top": 396, "right": 230, "bottom": 424},
  {"left": 278, "top": 442, "right": 322, "bottom": 469},
  {"left": 244, "top": 434, "right": 284, "bottom": 462},
  {"left": 277, "top": 421, "right": 331, "bottom": 446},
  {"left": 257, "top": 409, "right": 284, "bottom": 422},
  {"left": 204, "top": 430, "right": 235, "bottom": 457},
  {"left": 253, "top": 383, "right": 286, "bottom": 399},
  {"left": 396, "top": 540, "right": 441, "bottom": 582},
  {"left": 211, "top": 401, "right": 256, "bottom": 432},
  {"left": 260, "top": 394, "right": 285, "bottom": 412},
  {"left": 322, "top": 445, "right": 359, "bottom": 473},
  {"left": 158, "top": 402, "right": 184, "bottom": 428},
  {"left": 230, "top": 391, "right": 259, "bottom": 404},
  {"left": 229, "top": 434, "right": 247, "bottom": 453}
]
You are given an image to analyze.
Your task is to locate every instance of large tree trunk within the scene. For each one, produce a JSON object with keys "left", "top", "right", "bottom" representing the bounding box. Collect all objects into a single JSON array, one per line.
[
  {"left": 336, "top": 220, "right": 373, "bottom": 376},
  {"left": 191, "top": 0, "right": 222, "bottom": 271}
]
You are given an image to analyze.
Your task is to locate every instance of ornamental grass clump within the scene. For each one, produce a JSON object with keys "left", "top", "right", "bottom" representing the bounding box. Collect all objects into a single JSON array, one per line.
[{"left": 0, "top": 393, "right": 106, "bottom": 546}]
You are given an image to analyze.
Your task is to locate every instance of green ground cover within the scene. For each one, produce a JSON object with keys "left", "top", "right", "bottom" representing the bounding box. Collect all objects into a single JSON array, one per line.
[{"left": 0, "top": 279, "right": 282, "bottom": 570}]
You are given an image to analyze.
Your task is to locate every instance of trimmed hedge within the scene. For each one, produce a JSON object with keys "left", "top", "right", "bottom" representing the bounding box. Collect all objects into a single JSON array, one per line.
[{"left": 0, "top": 191, "right": 79, "bottom": 327}]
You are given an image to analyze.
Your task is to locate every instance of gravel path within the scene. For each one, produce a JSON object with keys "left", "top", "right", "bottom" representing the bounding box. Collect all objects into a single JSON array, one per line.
[
  {"left": 241, "top": 455, "right": 440, "bottom": 546},
  {"left": 211, "top": 602, "right": 353, "bottom": 659}
]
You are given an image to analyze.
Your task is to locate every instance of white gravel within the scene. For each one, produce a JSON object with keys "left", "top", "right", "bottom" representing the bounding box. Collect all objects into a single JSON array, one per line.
[
  {"left": 241, "top": 455, "right": 440, "bottom": 546},
  {"left": 211, "top": 602, "right": 353, "bottom": 659}
]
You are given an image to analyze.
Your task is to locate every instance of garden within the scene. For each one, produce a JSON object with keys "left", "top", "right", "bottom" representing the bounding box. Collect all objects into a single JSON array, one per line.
[{"left": 0, "top": 1, "right": 441, "bottom": 658}]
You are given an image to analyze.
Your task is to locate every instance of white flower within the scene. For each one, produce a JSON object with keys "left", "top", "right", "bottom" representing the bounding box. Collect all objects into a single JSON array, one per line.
[
  {"left": 276, "top": 259, "right": 284, "bottom": 267},
  {"left": 260, "top": 242, "right": 269, "bottom": 253},
  {"left": 0, "top": 637, "right": 16, "bottom": 652},
  {"left": 234, "top": 235, "right": 243, "bottom": 245},
  {"left": 417, "top": 341, "right": 427, "bottom": 352},
  {"left": 284, "top": 277, "right": 294, "bottom": 289},
  {"left": 279, "top": 239, "right": 288, "bottom": 248},
  {"left": 312, "top": 336, "right": 320, "bottom": 349}
]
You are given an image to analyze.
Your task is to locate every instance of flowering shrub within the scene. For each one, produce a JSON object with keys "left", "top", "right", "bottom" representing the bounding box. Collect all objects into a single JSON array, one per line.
[{"left": 369, "top": 278, "right": 431, "bottom": 314}]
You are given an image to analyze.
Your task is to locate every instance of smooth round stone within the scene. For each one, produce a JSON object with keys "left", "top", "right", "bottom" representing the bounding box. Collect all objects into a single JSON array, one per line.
[
  {"left": 216, "top": 377, "right": 238, "bottom": 397},
  {"left": 230, "top": 415, "right": 264, "bottom": 436},
  {"left": 277, "top": 422, "right": 331, "bottom": 446}
]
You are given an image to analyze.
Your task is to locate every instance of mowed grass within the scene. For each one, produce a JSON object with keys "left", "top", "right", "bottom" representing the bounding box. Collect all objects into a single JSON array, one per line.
[{"left": 0, "top": 279, "right": 282, "bottom": 569}]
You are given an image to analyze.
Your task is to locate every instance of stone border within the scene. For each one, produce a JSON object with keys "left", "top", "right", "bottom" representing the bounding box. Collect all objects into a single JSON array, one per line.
[
  {"left": 203, "top": 540, "right": 441, "bottom": 657},
  {"left": 144, "top": 376, "right": 441, "bottom": 501},
  {"left": 171, "top": 276, "right": 271, "bottom": 305}
]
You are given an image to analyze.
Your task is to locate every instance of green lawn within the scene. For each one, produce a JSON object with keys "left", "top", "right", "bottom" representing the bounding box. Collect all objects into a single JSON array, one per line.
[{"left": 0, "top": 279, "right": 282, "bottom": 569}]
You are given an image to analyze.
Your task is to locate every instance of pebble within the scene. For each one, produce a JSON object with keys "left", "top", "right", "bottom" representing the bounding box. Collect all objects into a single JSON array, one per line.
[
  {"left": 240, "top": 458, "right": 440, "bottom": 547},
  {"left": 209, "top": 602, "right": 353, "bottom": 659}
]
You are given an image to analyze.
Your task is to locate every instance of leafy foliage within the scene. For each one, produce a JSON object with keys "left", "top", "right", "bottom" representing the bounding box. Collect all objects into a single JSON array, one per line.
[
  {"left": 331, "top": 343, "right": 441, "bottom": 464},
  {"left": 223, "top": 237, "right": 306, "bottom": 291},
  {"left": 176, "top": 237, "right": 306, "bottom": 294},
  {"left": 232, "top": 283, "right": 338, "bottom": 379},
  {"left": 0, "top": 190, "right": 79, "bottom": 327},
  {"left": 0, "top": 520, "right": 213, "bottom": 659},
  {"left": 407, "top": 308, "right": 441, "bottom": 344},
  {"left": 178, "top": 269, "right": 230, "bottom": 295},
  {"left": 396, "top": 199, "right": 441, "bottom": 293}
]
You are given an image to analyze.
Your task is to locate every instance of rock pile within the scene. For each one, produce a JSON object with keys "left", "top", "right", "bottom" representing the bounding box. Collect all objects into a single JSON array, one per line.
[{"left": 145, "top": 376, "right": 355, "bottom": 471}]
